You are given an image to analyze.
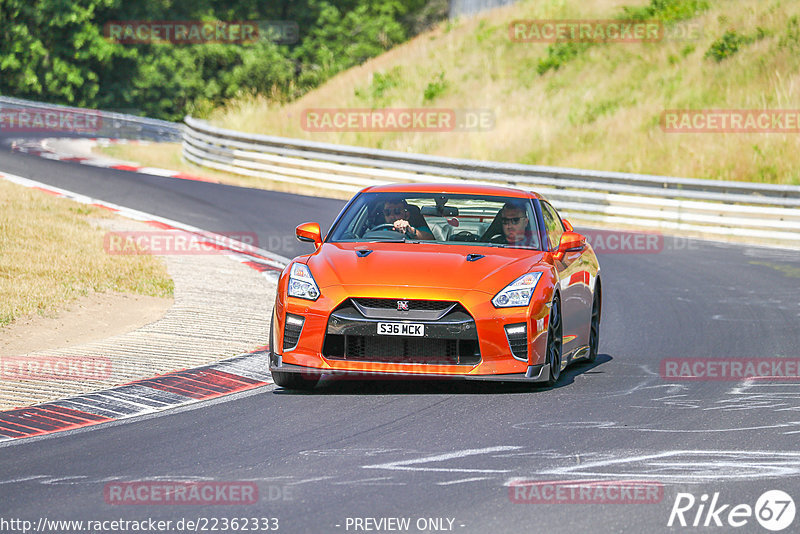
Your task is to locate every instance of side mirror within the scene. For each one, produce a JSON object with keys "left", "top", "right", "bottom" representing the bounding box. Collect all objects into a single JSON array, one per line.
[
  {"left": 296, "top": 222, "right": 322, "bottom": 249},
  {"left": 555, "top": 231, "right": 586, "bottom": 260}
]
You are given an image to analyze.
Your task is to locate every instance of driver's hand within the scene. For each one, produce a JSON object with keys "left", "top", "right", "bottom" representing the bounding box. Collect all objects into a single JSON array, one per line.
[{"left": 392, "top": 220, "right": 411, "bottom": 234}]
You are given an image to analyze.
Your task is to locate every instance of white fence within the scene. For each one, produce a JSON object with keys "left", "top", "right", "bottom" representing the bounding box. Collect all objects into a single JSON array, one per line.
[{"left": 183, "top": 116, "right": 800, "bottom": 245}]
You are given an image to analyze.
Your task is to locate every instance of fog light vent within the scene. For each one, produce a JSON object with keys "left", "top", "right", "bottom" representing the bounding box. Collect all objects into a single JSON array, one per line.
[
  {"left": 505, "top": 323, "right": 527, "bottom": 362},
  {"left": 283, "top": 314, "right": 305, "bottom": 351}
]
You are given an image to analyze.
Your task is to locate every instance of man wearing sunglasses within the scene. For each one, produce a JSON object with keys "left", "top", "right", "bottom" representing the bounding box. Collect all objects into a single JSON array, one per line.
[
  {"left": 380, "top": 197, "right": 434, "bottom": 240},
  {"left": 496, "top": 201, "right": 536, "bottom": 246}
]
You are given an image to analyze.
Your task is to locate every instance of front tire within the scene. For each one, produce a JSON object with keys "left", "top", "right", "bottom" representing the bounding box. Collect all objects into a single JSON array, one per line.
[
  {"left": 586, "top": 284, "right": 601, "bottom": 363},
  {"left": 543, "top": 295, "right": 562, "bottom": 387}
]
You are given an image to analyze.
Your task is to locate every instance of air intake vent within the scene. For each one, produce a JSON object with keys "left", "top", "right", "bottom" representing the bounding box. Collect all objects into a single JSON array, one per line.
[
  {"left": 283, "top": 314, "right": 304, "bottom": 351},
  {"left": 505, "top": 323, "right": 527, "bottom": 362},
  {"left": 323, "top": 335, "right": 480, "bottom": 365}
]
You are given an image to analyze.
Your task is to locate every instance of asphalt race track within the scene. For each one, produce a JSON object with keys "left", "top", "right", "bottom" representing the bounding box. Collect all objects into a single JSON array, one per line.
[{"left": 2, "top": 144, "right": 800, "bottom": 533}]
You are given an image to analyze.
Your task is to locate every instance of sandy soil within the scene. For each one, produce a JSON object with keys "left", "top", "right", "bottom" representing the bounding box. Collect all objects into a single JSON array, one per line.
[{"left": 0, "top": 292, "right": 173, "bottom": 357}]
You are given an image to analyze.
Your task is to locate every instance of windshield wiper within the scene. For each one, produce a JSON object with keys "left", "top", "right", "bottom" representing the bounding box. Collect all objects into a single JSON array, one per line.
[{"left": 365, "top": 237, "right": 429, "bottom": 244}]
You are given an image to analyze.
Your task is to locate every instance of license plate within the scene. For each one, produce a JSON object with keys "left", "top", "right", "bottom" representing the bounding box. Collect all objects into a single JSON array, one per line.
[{"left": 377, "top": 322, "right": 424, "bottom": 336}]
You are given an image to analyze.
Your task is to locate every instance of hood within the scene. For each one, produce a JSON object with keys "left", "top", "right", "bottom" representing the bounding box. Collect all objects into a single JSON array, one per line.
[{"left": 305, "top": 242, "right": 547, "bottom": 294}]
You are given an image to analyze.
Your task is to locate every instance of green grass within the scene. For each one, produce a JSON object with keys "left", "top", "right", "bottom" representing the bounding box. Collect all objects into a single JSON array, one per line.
[
  {"left": 0, "top": 180, "right": 173, "bottom": 327},
  {"left": 207, "top": 0, "right": 800, "bottom": 185}
]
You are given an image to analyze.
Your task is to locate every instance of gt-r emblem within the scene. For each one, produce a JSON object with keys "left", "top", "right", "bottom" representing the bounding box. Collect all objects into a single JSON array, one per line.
[{"left": 397, "top": 300, "right": 409, "bottom": 311}]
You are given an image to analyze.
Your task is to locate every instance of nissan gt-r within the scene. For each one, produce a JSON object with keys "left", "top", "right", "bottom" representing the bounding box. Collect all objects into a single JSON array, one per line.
[{"left": 269, "top": 183, "right": 601, "bottom": 389}]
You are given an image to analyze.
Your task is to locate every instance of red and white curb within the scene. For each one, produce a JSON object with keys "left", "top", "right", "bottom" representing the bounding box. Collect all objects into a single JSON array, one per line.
[
  {"left": 0, "top": 167, "right": 293, "bottom": 439},
  {"left": 10, "top": 138, "right": 219, "bottom": 184},
  {"left": 0, "top": 349, "right": 272, "bottom": 442}
]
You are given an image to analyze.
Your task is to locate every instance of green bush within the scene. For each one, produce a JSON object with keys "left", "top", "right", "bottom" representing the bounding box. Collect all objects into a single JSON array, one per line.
[
  {"left": 0, "top": 0, "right": 440, "bottom": 121},
  {"left": 293, "top": 1, "right": 410, "bottom": 91},
  {"left": 704, "top": 27, "right": 767, "bottom": 62},
  {"left": 423, "top": 71, "right": 447, "bottom": 102},
  {"left": 537, "top": 43, "right": 588, "bottom": 75},
  {"left": 705, "top": 30, "right": 748, "bottom": 61},
  {"left": 778, "top": 16, "right": 800, "bottom": 51},
  {"left": 538, "top": 0, "right": 710, "bottom": 76},
  {"left": 622, "top": 0, "right": 710, "bottom": 23},
  {"left": 355, "top": 67, "right": 403, "bottom": 103}
]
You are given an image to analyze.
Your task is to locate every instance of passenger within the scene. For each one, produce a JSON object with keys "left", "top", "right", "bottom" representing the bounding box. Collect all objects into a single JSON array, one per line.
[{"left": 496, "top": 201, "right": 536, "bottom": 246}]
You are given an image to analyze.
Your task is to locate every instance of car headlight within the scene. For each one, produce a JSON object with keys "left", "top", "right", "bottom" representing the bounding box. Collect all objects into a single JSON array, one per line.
[
  {"left": 492, "top": 272, "right": 542, "bottom": 308},
  {"left": 287, "top": 263, "right": 320, "bottom": 300}
]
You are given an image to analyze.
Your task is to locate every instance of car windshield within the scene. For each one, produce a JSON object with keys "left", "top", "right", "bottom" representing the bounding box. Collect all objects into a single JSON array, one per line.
[{"left": 327, "top": 192, "right": 542, "bottom": 250}]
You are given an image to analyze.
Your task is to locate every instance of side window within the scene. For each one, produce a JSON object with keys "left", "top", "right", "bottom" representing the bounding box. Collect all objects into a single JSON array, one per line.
[{"left": 540, "top": 201, "right": 564, "bottom": 251}]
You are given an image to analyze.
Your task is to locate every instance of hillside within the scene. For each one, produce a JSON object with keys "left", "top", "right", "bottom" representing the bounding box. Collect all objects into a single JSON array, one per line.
[{"left": 208, "top": 0, "right": 800, "bottom": 185}]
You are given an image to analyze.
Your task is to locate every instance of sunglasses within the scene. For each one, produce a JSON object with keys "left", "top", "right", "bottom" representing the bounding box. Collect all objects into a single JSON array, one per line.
[
  {"left": 383, "top": 208, "right": 407, "bottom": 216},
  {"left": 501, "top": 216, "right": 525, "bottom": 225}
]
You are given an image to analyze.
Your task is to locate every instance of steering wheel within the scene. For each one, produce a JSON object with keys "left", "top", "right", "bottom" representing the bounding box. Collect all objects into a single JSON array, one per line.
[
  {"left": 451, "top": 231, "right": 477, "bottom": 242},
  {"left": 363, "top": 223, "right": 407, "bottom": 239},
  {"left": 370, "top": 223, "right": 399, "bottom": 232},
  {"left": 487, "top": 233, "right": 506, "bottom": 243}
]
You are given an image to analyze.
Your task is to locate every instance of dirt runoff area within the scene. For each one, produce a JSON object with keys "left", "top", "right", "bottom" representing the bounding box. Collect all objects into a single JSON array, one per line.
[{"left": 0, "top": 292, "right": 172, "bottom": 357}]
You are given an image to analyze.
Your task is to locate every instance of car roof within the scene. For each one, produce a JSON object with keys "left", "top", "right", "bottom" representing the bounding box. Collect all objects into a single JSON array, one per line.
[{"left": 360, "top": 182, "right": 544, "bottom": 200}]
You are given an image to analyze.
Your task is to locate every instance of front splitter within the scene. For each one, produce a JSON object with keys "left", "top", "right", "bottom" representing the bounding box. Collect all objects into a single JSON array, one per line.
[{"left": 271, "top": 357, "right": 550, "bottom": 383}]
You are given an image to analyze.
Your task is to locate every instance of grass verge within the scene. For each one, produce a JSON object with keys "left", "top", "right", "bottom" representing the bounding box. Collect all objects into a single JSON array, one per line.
[{"left": 0, "top": 179, "right": 174, "bottom": 327}]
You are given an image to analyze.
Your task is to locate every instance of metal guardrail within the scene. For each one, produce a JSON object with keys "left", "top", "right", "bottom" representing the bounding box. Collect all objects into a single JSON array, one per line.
[
  {"left": 0, "top": 96, "right": 182, "bottom": 142},
  {"left": 449, "top": 0, "right": 519, "bottom": 19},
  {"left": 183, "top": 116, "right": 800, "bottom": 244},
  {"left": 2, "top": 96, "right": 796, "bottom": 244}
]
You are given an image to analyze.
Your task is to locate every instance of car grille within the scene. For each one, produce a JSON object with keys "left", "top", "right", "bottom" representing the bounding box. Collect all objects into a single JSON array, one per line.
[
  {"left": 323, "top": 300, "right": 480, "bottom": 365},
  {"left": 353, "top": 298, "right": 455, "bottom": 311},
  {"left": 350, "top": 298, "right": 457, "bottom": 320},
  {"left": 323, "top": 335, "right": 479, "bottom": 365}
]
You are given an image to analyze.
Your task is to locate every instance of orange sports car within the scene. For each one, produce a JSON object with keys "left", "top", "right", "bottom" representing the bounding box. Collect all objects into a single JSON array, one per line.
[{"left": 269, "top": 183, "right": 601, "bottom": 389}]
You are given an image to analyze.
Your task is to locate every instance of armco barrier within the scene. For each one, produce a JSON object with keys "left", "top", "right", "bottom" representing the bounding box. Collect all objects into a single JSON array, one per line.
[
  {"left": 2, "top": 95, "right": 796, "bottom": 245},
  {"left": 0, "top": 96, "right": 182, "bottom": 142},
  {"left": 183, "top": 116, "right": 800, "bottom": 245}
]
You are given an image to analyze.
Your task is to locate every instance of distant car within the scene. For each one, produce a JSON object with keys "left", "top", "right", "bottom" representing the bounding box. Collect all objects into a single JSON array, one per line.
[{"left": 269, "top": 183, "right": 601, "bottom": 389}]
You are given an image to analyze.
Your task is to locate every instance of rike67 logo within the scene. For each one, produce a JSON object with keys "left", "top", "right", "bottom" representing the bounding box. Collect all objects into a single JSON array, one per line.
[{"left": 668, "top": 490, "right": 795, "bottom": 531}]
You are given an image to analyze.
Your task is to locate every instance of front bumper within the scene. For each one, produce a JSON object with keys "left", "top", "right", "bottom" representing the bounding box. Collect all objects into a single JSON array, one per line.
[
  {"left": 272, "top": 286, "right": 552, "bottom": 380},
  {"left": 270, "top": 355, "right": 552, "bottom": 383}
]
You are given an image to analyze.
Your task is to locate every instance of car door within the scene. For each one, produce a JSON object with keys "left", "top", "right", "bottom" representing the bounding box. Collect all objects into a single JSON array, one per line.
[{"left": 540, "top": 201, "right": 592, "bottom": 359}]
